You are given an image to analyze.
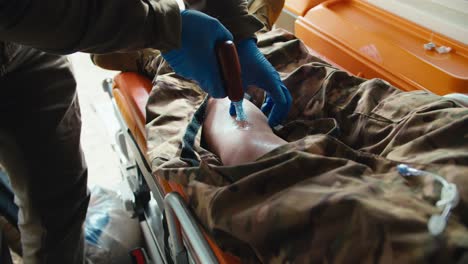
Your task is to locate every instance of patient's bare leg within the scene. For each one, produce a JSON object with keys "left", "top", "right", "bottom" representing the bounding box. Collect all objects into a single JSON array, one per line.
[{"left": 203, "top": 98, "right": 287, "bottom": 166}]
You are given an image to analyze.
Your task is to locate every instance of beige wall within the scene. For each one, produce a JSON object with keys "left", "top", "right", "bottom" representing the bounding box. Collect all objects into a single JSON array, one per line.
[{"left": 365, "top": 0, "right": 468, "bottom": 45}]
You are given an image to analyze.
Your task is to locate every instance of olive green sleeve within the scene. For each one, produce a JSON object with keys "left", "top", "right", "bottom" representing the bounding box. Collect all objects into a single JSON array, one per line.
[
  {"left": 0, "top": 0, "right": 181, "bottom": 54},
  {"left": 200, "top": 0, "right": 264, "bottom": 40}
]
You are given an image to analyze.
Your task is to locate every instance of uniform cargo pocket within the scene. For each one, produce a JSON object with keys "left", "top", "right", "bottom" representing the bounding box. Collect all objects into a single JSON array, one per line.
[{"left": 371, "top": 90, "right": 441, "bottom": 123}]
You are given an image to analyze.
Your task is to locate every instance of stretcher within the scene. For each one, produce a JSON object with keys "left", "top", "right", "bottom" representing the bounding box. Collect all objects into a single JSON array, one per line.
[{"left": 104, "top": 1, "right": 467, "bottom": 263}]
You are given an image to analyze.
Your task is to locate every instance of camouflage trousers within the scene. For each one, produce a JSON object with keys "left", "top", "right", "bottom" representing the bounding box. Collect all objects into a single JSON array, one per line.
[
  {"left": 145, "top": 29, "right": 468, "bottom": 263},
  {"left": 0, "top": 47, "right": 88, "bottom": 264}
]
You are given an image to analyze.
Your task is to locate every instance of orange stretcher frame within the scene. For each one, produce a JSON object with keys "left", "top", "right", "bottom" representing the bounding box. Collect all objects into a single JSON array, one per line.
[
  {"left": 109, "top": 73, "right": 241, "bottom": 264},
  {"left": 107, "top": 1, "right": 467, "bottom": 263}
]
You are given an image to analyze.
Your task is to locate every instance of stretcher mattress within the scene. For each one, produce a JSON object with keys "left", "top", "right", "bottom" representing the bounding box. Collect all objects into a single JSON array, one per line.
[{"left": 113, "top": 73, "right": 151, "bottom": 155}]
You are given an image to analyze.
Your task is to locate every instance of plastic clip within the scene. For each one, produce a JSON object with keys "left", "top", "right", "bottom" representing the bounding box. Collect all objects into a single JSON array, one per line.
[{"left": 397, "top": 164, "right": 459, "bottom": 236}]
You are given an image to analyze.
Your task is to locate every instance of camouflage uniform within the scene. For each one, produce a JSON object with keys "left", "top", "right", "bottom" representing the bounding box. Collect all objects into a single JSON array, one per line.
[{"left": 146, "top": 29, "right": 468, "bottom": 263}]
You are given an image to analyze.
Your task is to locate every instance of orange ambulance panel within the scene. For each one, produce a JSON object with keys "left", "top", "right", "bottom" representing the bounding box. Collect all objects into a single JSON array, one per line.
[{"left": 295, "top": 0, "right": 468, "bottom": 94}]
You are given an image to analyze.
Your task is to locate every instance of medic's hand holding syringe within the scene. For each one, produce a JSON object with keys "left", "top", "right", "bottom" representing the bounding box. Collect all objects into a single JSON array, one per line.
[{"left": 162, "top": 10, "right": 291, "bottom": 127}]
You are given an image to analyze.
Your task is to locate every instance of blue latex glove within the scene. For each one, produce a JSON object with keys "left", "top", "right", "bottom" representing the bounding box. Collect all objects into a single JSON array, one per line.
[
  {"left": 162, "top": 10, "right": 233, "bottom": 98},
  {"left": 232, "top": 38, "right": 292, "bottom": 127}
]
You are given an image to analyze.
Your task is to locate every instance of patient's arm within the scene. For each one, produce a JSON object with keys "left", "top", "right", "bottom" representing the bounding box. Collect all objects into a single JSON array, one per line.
[{"left": 203, "top": 98, "right": 287, "bottom": 166}]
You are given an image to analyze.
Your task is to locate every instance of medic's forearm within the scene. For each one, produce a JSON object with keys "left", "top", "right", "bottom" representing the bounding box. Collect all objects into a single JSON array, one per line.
[
  {"left": 200, "top": 0, "right": 264, "bottom": 40},
  {"left": 0, "top": 0, "right": 181, "bottom": 54}
]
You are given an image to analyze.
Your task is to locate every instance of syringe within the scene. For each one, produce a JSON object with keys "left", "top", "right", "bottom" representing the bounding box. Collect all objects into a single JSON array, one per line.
[{"left": 216, "top": 40, "right": 247, "bottom": 122}]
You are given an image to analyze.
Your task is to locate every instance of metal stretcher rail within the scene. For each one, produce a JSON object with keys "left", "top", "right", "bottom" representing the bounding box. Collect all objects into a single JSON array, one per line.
[
  {"left": 102, "top": 78, "right": 166, "bottom": 210},
  {"left": 165, "top": 192, "right": 218, "bottom": 264}
]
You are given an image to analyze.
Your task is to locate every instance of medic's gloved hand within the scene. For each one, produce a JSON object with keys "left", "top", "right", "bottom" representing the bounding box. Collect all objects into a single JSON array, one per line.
[
  {"left": 231, "top": 38, "right": 292, "bottom": 127},
  {"left": 162, "top": 10, "right": 233, "bottom": 98}
]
